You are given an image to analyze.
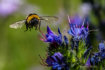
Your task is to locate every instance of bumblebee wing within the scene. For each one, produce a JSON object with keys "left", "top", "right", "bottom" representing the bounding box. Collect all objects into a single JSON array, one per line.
[
  {"left": 9, "top": 20, "right": 25, "bottom": 29},
  {"left": 40, "top": 16, "right": 59, "bottom": 27},
  {"left": 40, "top": 16, "right": 58, "bottom": 20}
]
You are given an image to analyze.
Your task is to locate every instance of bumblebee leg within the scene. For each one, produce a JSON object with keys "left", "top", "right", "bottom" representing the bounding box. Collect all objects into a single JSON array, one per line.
[
  {"left": 35, "top": 26, "right": 37, "bottom": 30},
  {"left": 24, "top": 25, "right": 28, "bottom": 31},
  {"left": 39, "top": 21, "right": 41, "bottom": 31},
  {"left": 25, "top": 22, "right": 29, "bottom": 31},
  {"left": 29, "top": 26, "right": 31, "bottom": 31}
]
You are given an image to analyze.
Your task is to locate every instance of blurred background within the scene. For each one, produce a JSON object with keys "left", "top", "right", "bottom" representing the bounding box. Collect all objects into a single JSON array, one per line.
[{"left": 0, "top": 0, "right": 105, "bottom": 70}]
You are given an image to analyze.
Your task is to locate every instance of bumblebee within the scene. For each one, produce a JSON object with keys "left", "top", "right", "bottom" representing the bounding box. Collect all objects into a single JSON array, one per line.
[
  {"left": 10, "top": 13, "right": 58, "bottom": 31},
  {"left": 25, "top": 13, "right": 41, "bottom": 30}
]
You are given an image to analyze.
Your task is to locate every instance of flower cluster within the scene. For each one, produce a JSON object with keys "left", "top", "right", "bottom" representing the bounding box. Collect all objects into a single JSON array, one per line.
[{"left": 39, "top": 15, "right": 105, "bottom": 70}]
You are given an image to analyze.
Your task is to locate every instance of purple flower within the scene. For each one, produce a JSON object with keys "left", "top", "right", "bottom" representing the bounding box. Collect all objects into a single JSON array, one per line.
[
  {"left": 41, "top": 26, "right": 62, "bottom": 45},
  {"left": 68, "top": 16, "right": 89, "bottom": 40},
  {"left": 99, "top": 52, "right": 105, "bottom": 59},
  {"left": 90, "top": 42, "right": 105, "bottom": 65},
  {"left": 46, "top": 52, "right": 66, "bottom": 70},
  {"left": 98, "top": 42, "right": 105, "bottom": 59},
  {"left": 98, "top": 42, "right": 105, "bottom": 52},
  {"left": 0, "top": 0, "right": 21, "bottom": 16},
  {"left": 90, "top": 53, "right": 101, "bottom": 65},
  {"left": 46, "top": 52, "right": 63, "bottom": 66}
]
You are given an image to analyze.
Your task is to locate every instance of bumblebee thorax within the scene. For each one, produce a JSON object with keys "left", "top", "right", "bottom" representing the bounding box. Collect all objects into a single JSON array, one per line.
[{"left": 26, "top": 14, "right": 40, "bottom": 23}]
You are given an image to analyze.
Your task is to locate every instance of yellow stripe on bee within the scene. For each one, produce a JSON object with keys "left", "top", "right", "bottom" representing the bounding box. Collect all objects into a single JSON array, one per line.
[{"left": 27, "top": 15, "right": 40, "bottom": 23}]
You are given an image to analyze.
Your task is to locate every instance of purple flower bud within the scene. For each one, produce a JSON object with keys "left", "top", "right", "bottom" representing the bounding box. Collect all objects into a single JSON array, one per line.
[
  {"left": 47, "top": 26, "right": 54, "bottom": 35},
  {"left": 64, "top": 36, "right": 69, "bottom": 45}
]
